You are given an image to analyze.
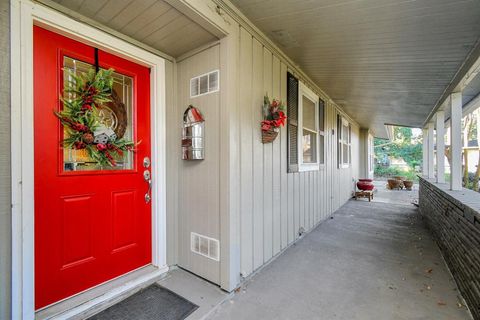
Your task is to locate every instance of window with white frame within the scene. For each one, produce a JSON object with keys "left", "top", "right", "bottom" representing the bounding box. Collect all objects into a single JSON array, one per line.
[
  {"left": 287, "top": 73, "right": 324, "bottom": 172},
  {"left": 318, "top": 98, "right": 325, "bottom": 165},
  {"left": 298, "top": 82, "right": 320, "bottom": 171},
  {"left": 338, "top": 115, "right": 351, "bottom": 168}
]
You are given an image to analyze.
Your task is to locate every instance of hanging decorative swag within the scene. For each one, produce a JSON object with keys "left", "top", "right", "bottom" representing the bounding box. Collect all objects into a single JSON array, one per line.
[
  {"left": 54, "top": 68, "right": 137, "bottom": 167},
  {"left": 261, "top": 95, "right": 287, "bottom": 143}
]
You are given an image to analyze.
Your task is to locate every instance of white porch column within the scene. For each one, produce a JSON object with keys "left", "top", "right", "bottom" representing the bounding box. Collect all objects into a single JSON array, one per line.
[
  {"left": 436, "top": 110, "right": 445, "bottom": 183},
  {"left": 450, "top": 92, "right": 463, "bottom": 190},
  {"left": 428, "top": 122, "right": 435, "bottom": 179},
  {"left": 422, "top": 128, "right": 428, "bottom": 176}
]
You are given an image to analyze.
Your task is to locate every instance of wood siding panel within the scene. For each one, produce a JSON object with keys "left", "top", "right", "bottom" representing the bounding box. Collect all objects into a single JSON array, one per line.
[
  {"left": 299, "top": 173, "right": 305, "bottom": 232},
  {"left": 0, "top": 0, "right": 10, "bottom": 318},
  {"left": 77, "top": 0, "right": 109, "bottom": 18},
  {"left": 239, "top": 28, "right": 254, "bottom": 276},
  {"left": 177, "top": 45, "right": 220, "bottom": 284},
  {"left": 107, "top": 0, "right": 157, "bottom": 31},
  {"left": 272, "top": 56, "right": 281, "bottom": 256},
  {"left": 312, "top": 172, "right": 316, "bottom": 225},
  {"left": 92, "top": 0, "right": 133, "bottom": 24},
  {"left": 236, "top": 28, "right": 360, "bottom": 278},
  {"left": 280, "top": 62, "right": 288, "bottom": 249},
  {"left": 119, "top": 1, "right": 171, "bottom": 36},
  {"left": 252, "top": 38, "right": 264, "bottom": 270},
  {"left": 262, "top": 48, "right": 273, "bottom": 263}
]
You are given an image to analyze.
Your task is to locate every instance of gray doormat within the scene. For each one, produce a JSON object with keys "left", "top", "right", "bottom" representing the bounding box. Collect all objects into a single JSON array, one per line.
[{"left": 88, "top": 284, "right": 198, "bottom": 320}]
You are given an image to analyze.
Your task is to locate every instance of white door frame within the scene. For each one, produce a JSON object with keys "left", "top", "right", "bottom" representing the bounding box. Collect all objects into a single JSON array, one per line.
[{"left": 10, "top": 0, "right": 167, "bottom": 318}]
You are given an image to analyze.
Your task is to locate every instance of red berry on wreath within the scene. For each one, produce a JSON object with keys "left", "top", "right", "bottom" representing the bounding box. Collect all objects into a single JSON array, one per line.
[
  {"left": 96, "top": 143, "right": 107, "bottom": 151},
  {"left": 81, "top": 104, "right": 92, "bottom": 111},
  {"left": 74, "top": 141, "right": 86, "bottom": 149},
  {"left": 72, "top": 123, "right": 89, "bottom": 133}
]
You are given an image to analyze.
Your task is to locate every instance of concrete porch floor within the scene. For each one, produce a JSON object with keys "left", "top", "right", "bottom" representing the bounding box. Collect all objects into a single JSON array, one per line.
[{"left": 206, "top": 184, "right": 472, "bottom": 320}]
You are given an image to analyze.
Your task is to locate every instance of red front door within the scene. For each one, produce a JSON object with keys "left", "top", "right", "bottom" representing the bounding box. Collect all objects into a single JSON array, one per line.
[{"left": 34, "top": 26, "right": 152, "bottom": 309}]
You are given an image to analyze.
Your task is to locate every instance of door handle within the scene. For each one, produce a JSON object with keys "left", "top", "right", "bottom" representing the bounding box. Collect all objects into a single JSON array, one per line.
[{"left": 144, "top": 170, "right": 152, "bottom": 203}]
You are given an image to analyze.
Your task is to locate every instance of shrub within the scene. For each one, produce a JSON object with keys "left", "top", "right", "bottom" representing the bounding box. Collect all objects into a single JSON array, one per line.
[{"left": 374, "top": 165, "right": 418, "bottom": 181}]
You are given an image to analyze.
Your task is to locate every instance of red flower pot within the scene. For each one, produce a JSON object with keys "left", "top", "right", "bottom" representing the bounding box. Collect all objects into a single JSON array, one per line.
[{"left": 357, "top": 180, "right": 374, "bottom": 191}]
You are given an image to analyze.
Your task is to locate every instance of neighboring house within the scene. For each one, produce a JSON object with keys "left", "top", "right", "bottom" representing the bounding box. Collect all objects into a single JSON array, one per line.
[
  {"left": 1, "top": 0, "right": 479, "bottom": 319},
  {"left": 464, "top": 147, "right": 480, "bottom": 173},
  {"left": 389, "top": 157, "right": 409, "bottom": 171},
  {"left": 434, "top": 146, "right": 479, "bottom": 174}
]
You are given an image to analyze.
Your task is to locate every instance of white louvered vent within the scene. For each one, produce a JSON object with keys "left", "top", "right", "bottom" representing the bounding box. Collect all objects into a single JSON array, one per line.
[
  {"left": 191, "top": 232, "right": 220, "bottom": 261},
  {"left": 190, "top": 70, "right": 219, "bottom": 98}
]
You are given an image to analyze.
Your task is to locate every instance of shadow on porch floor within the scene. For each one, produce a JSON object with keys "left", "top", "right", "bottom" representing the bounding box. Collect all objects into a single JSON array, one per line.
[{"left": 206, "top": 184, "right": 472, "bottom": 320}]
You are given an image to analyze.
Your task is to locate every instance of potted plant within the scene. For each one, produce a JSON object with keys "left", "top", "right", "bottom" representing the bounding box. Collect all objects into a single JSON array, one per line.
[
  {"left": 261, "top": 95, "right": 287, "bottom": 143},
  {"left": 357, "top": 178, "right": 374, "bottom": 191}
]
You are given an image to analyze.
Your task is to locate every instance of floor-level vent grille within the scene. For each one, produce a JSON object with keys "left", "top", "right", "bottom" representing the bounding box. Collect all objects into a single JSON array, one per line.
[{"left": 191, "top": 232, "right": 220, "bottom": 261}]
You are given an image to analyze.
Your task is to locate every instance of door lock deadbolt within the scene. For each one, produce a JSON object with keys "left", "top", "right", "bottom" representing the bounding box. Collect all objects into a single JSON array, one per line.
[{"left": 143, "top": 157, "right": 151, "bottom": 168}]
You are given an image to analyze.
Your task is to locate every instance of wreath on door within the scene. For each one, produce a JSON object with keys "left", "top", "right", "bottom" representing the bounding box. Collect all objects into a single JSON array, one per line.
[{"left": 54, "top": 68, "right": 137, "bottom": 167}]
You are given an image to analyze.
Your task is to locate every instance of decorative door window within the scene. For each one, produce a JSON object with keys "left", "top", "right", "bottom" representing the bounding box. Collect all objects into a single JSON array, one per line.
[{"left": 62, "top": 56, "right": 134, "bottom": 172}]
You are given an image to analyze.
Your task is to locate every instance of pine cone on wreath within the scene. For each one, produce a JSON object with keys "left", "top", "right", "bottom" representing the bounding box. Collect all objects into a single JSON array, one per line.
[{"left": 82, "top": 133, "right": 94, "bottom": 144}]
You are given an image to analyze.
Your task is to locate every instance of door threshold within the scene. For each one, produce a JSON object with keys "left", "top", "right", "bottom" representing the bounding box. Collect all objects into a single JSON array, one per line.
[{"left": 36, "top": 265, "right": 169, "bottom": 320}]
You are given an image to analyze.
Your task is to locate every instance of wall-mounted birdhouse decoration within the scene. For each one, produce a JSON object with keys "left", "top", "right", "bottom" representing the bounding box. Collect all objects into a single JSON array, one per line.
[{"left": 182, "top": 105, "right": 205, "bottom": 160}]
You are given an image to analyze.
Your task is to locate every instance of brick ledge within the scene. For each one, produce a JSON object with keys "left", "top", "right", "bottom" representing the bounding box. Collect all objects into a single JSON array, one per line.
[{"left": 418, "top": 176, "right": 480, "bottom": 224}]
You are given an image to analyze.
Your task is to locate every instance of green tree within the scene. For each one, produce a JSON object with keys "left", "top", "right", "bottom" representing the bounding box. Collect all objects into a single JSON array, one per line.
[{"left": 375, "top": 127, "right": 423, "bottom": 173}]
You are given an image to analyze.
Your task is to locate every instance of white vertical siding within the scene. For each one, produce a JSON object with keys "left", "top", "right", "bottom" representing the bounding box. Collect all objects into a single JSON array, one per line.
[
  {"left": 176, "top": 45, "right": 221, "bottom": 284},
  {"left": 262, "top": 47, "right": 273, "bottom": 263},
  {"left": 279, "top": 62, "right": 288, "bottom": 250},
  {"left": 239, "top": 28, "right": 254, "bottom": 277},
  {"left": 0, "top": 0, "right": 11, "bottom": 318},
  {"left": 238, "top": 26, "right": 359, "bottom": 278},
  {"left": 272, "top": 55, "right": 281, "bottom": 255},
  {"left": 252, "top": 38, "right": 264, "bottom": 271}
]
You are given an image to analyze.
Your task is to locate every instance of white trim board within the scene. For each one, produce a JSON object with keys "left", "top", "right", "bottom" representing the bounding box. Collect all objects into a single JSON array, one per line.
[{"left": 10, "top": 1, "right": 168, "bottom": 318}]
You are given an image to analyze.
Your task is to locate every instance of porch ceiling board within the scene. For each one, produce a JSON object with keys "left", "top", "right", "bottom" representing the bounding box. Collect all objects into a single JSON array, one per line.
[
  {"left": 230, "top": 0, "right": 480, "bottom": 137},
  {"left": 51, "top": 0, "right": 218, "bottom": 58}
]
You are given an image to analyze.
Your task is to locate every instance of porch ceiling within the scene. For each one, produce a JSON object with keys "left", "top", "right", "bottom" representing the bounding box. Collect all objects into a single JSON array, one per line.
[
  {"left": 49, "top": 0, "right": 218, "bottom": 58},
  {"left": 230, "top": 0, "right": 480, "bottom": 138}
]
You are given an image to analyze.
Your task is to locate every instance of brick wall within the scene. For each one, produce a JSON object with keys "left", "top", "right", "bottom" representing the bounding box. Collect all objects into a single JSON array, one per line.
[{"left": 419, "top": 177, "right": 480, "bottom": 319}]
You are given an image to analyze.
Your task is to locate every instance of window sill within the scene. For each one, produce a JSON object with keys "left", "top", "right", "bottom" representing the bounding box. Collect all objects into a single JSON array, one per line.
[{"left": 299, "top": 163, "right": 320, "bottom": 172}]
